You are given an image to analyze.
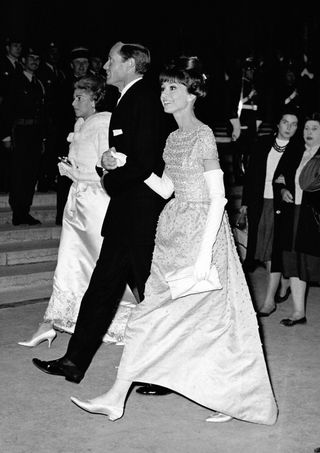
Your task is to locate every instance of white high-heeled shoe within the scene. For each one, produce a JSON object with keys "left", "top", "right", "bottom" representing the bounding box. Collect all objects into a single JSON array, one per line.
[
  {"left": 18, "top": 328, "right": 57, "bottom": 348},
  {"left": 205, "top": 411, "right": 233, "bottom": 423},
  {"left": 70, "top": 396, "right": 124, "bottom": 421}
]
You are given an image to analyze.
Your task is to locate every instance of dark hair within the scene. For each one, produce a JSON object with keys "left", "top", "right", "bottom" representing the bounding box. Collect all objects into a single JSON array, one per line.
[
  {"left": 278, "top": 107, "right": 300, "bottom": 122},
  {"left": 74, "top": 74, "right": 106, "bottom": 110},
  {"left": 305, "top": 112, "right": 320, "bottom": 124},
  {"left": 119, "top": 43, "right": 150, "bottom": 74},
  {"left": 159, "top": 56, "right": 208, "bottom": 98}
]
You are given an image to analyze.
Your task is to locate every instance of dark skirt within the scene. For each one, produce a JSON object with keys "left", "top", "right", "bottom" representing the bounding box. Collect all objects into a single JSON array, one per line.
[
  {"left": 282, "top": 205, "right": 320, "bottom": 282},
  {"left": 254, "top": 198, "right": 274, "bottom": 262}
]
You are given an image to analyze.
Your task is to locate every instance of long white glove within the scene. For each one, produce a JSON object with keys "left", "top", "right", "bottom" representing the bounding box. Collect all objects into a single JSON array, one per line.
[
  {"left": 144, "top": 171, "right": 174, "bottom": 199},
  {"left": 193, "top": 169, "right": 227, "bottom": 281}
]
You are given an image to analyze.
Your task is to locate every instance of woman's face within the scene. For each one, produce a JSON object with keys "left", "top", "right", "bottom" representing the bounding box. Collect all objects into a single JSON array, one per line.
[
  {"left": 277, "top": 114, "right": 298, "bottom": 140},
  {"left": 303, "top": 120, "right": 320, "bottom": 148},
  {"left": 160, "top": 81, "right": 193, "bottom": 115},
  {"left": 72, "top": 88, "right": 95, "bottom": 120}
]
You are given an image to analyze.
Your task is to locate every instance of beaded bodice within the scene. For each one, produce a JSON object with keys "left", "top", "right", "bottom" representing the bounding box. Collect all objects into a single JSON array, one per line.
[{"left": 163, "top": 124, "right": 218, "bottom": 202}]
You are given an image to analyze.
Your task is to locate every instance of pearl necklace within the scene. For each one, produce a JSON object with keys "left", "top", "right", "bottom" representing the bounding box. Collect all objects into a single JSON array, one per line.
[{"left": 273, "top": 140, "right": 288, "bottom": 153}]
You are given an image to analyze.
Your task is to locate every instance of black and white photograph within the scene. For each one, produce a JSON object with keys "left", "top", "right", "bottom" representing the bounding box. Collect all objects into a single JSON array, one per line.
[{"left": 0, "top": 2, "right": 320, "bottom": 452}]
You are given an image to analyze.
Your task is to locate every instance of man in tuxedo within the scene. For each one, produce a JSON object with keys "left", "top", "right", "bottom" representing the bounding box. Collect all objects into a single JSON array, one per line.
[{"left": 33, "top": 41, "right": 171, "bottom": 395}]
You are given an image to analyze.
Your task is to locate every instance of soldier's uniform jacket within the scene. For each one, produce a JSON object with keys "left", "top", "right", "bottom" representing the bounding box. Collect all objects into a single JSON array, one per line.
[{"left": 3, "top": 70, "right": 46, "bottom": 138}]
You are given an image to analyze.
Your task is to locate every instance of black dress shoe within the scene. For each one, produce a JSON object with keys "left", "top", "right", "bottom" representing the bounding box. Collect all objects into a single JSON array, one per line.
[
  {"left": 32, "top": 358, "right": 84, "bottom": 383},
  {"left": 275, "top": 287, "right": 291, "bottom": 304},
  {"left": 12, "top": 214, "right": 41, "bottom": 226},
  {"left": 257, "top": 306, "right": 276, "bottom": 317},
  {"left": 136, "top": 384, "right": 173, "bottom": 396},
  {"left": 280, "top": 317, "right": 307, "bottom": 327}
]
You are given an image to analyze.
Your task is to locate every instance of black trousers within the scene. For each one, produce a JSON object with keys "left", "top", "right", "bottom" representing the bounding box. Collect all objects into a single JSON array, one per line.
[
  {"left": 9, "top": 125, "right": 42, "bottom": 217},
  {"left": 65, "top": 236, "right": 155, "bottom": 373}
]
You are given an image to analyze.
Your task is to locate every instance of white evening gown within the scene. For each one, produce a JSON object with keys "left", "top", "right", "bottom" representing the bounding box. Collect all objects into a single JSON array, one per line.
[
  {"left": 117, "top": 125, "right": 278, "bottom": 425},
  {"left": 44, "top": 112, "right": 136, "bottom": 337}
]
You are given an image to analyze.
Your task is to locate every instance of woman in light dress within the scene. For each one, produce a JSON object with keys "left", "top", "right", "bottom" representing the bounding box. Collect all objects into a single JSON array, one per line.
[
  {"left": 71, "top": 57, "right": 278, "bottom": 425},
  {"left": 19, "top": 75, "right": 134, "bottom": 348}
]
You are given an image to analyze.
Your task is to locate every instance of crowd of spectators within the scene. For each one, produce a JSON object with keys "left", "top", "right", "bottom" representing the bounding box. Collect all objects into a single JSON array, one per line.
[{"left": 1, "top": 34, "right": 320, "bottom": 218}]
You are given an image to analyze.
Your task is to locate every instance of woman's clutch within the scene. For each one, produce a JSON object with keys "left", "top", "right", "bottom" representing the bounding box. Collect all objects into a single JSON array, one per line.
[{"left": 165, "top": 265, "right": 222, "bottom": 300}]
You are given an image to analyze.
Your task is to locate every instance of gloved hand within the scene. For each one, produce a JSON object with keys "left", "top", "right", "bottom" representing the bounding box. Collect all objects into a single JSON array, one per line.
[
  {"left": 144, "top": 171, "right": 174, "bottom": 199},
  {"left": 193, "top": 169, "right": 227, "bottom": 281}
]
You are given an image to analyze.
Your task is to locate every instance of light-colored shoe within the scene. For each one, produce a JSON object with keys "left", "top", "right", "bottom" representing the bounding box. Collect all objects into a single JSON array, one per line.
[
  {"left": 18, "top": 329, "right": 57, "bottom": 348},
  {"left": 102, "top": 333, "right": 117, "bottom": 344},
  {"left": 70, "top": 396, "right": 124, "bottom": 421},
  {"left": 205, "top": 411, "right": 233, "bottom": 423}
]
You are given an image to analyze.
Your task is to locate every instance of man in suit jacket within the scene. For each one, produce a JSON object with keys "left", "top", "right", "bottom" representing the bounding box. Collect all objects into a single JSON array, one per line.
[{"left": 32, "top": 42, "right": 168, "bottom": 387}]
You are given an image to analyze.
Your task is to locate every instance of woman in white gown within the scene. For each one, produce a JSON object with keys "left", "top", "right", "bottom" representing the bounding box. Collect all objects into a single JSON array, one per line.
[
  {"left": 70, "top": 57, "right": 278, "bottom": 425},
  {"left": 19, "top": 75, "right": 134, "bottom": 347}
]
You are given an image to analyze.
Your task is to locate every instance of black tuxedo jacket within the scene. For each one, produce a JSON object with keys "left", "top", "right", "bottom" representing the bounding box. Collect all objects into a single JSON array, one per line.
[{"left": 101, "top": 78, "right": 167, "bottom": 245}]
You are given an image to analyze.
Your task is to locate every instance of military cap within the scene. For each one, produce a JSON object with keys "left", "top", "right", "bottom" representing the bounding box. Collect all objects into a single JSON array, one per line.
[
  {"left": 23, "top": 46, "right": 41, "bottom": 57},
  {"left": 70, "top": 46, "right": 89, "bottom": 60}
]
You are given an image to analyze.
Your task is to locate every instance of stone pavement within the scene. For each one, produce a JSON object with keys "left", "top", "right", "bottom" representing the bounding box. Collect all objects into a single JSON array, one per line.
[{"left": 0, "top": 266, "right": 319, "bottom": 453}]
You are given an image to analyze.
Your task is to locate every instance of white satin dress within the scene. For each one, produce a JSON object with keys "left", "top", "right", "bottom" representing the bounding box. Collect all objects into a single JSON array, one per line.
[{"left": 44, "top": 112, "right": 136, "bottom": 337}]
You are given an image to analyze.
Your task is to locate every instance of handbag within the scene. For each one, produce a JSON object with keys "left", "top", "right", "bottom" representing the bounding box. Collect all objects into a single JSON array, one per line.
[{"left": 165, "top": 265, "right": 222, "bottom": 300}]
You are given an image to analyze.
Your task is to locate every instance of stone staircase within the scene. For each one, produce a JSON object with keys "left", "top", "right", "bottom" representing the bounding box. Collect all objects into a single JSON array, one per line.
[{"left": 0, "top": 192, "right": 61, "bottom": 307}]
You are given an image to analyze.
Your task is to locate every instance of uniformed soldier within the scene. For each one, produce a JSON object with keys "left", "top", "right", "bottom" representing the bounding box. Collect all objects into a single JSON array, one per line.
[
  {"left": 0, "top": 35, "right": 24, "bottom": 192},
  {"left": 0, "top": 35, "right": 24, "bottom": 100},
  {"left": 228, "top": 56, "right": 264, "bottom": 184},
  {"left": 3, "top": 46, "right": 46, "bottom": 225},
  {"left": 37, "top": 42, "right": 66, "bottom": 192}
]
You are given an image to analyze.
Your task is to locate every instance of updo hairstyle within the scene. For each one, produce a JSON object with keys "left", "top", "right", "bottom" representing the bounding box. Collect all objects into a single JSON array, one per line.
[
  {"left": 74, "top": 74, "right": 106, "bottom": 110},
  {"left": 159, "top": 55, "right": 208, "bottom": 98}
]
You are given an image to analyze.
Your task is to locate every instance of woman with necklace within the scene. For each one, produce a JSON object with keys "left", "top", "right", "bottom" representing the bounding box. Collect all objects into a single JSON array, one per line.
[
  {"left": 70, "top": 56, "right": 278, "bottom": 426},
  {"left": 240, "top": 109, "right": 300, "bottom": 316}
]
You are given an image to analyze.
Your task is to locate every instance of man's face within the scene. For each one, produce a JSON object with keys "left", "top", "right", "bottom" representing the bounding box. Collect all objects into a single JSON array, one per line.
[
  {"left": 7, "top": 42, "right": 22, "bottom": 59},
  {"left": 71, "top": 58, "right": 89, "bottom": 78},
  {"left": 24, "top": 54, "right": 40, "bottom": 72},
  {"left": 48, "top": 47, "right": 60, "bottom": 65},
  {"left": 103, "top": 42, "right": 129, "bottom": 90},
  {"left": 91, "top": 56, "right": 102, "bottom": 73}
]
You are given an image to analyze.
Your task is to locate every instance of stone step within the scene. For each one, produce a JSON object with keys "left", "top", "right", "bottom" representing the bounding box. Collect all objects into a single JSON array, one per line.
[
  {"left": 0, "top": 261, "right": 55, "bottom": 293},
  {"left": 0, "top": 286, "right": 52, "bottom": 307},
  {"left": 0, "top": 239, "right": 59, "bottom": 265},
  {"left": 0, "top": 191, "right": 56, "bottom": 209},
  {"left": 0, "top": 206, "right": 57, "bottom": 225},
  {"left": 0, "top": 223, "right": 61, "bottom": 245}
]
